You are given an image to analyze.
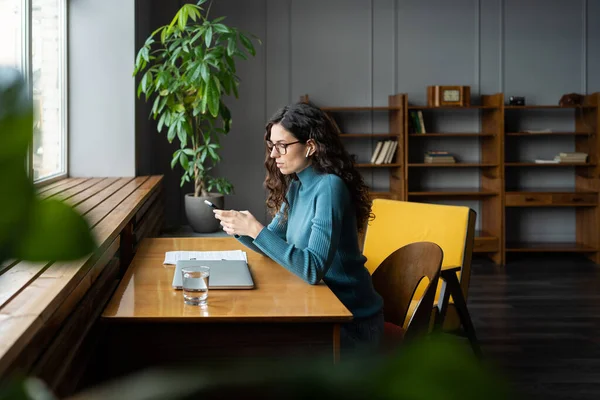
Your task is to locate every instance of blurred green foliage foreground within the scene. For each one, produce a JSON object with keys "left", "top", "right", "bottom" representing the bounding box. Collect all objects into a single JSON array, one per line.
[
  {"left": 0, "top": 67, "right": 96, "bottom": 266},
  {"left": 3, "top": 334, "right": 513, "bottom": 400},
  {"left": 0, "top": 67, "right": 512, "bottom": 399}
]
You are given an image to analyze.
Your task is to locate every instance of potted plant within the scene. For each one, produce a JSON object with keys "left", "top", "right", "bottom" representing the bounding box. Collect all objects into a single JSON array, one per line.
[{"left": 133, "top": 0, "right": 260, "bottom": 233}]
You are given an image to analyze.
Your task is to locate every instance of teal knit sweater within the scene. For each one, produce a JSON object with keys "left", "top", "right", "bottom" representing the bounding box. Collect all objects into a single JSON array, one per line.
[{"left": 236, "top": 165, "right": 383, "bottom": 319}]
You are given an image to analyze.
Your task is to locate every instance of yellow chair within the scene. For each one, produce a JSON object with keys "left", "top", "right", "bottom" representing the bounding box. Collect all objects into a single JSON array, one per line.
[{"left": 363, "top": 199, "right": 477, "bottom": 338}]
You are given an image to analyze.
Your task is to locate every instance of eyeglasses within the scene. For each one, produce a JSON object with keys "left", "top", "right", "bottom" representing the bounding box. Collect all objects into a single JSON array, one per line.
[{"left": 266, "top": 140, "right": 301, "bottom": 155}]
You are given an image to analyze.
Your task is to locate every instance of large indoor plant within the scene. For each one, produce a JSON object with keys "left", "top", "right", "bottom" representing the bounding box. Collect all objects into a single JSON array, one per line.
[{"left": 133, "top": 0, "right": 259, "bottom": 232}]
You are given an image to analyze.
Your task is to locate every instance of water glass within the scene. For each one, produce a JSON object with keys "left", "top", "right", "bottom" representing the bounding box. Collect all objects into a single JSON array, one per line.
[{"left": 181, "top": 266, "right": 210, "bottom": 306}]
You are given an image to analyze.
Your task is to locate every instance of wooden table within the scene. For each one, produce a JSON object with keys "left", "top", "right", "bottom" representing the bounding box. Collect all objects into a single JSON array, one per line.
[{"left": 98, "top": 237, "right": 352, "bottom": 380}]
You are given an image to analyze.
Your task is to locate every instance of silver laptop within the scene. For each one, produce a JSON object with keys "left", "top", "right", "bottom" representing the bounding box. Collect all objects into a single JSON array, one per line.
[{"left": 172, "top": 259, "right": 254, "bottom": 290}]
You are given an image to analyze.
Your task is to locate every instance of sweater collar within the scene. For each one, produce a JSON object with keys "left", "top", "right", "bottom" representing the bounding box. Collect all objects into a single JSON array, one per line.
[{"left": 296, "top": 164, "right": 320, "bottom": 186}]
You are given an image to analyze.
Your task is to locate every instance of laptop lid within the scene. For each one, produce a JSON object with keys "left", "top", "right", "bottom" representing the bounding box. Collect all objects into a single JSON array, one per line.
[{"left": 172, "top": 259, "right": 254, "bottom": 290}]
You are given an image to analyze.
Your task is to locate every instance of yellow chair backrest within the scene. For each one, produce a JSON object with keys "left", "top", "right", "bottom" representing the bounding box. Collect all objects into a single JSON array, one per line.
[
  {"left": 363, "top": 199, "right": 476, "bottom": 330},
  {"left": 364, "top": 199, "right": 471, "bottom": 273}
]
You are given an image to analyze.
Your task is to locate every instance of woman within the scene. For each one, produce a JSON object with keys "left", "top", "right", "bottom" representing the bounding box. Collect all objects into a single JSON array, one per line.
[{"left": 213, "top": 102, "right": 384, "bottom": 352}]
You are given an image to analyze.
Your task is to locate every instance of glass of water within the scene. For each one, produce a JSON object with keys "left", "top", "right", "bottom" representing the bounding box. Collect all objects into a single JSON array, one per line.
[{"left": 181, "top": 266, "right": 210, "bottom": 306}]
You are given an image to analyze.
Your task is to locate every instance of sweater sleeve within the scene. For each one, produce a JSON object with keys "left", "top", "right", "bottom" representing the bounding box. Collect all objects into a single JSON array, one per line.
[
  {"left": 235, "top": 204, "right": 288, "bottom": 255},
  {"left": 251, "top": 177, "right": 344, "bottom": 285}
]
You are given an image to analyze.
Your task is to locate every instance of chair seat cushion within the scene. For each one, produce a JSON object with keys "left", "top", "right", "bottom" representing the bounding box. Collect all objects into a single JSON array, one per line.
[
  {"left": 381, "top": 322, "right": 405, "bottom": 354},
  {"left": 384, "top": 321, "right": 405, "bottom": 339}
]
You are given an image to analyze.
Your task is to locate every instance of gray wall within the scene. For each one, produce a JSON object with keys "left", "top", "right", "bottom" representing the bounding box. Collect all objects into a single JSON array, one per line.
[
  {"left": 69, "top": 0, "right": 136, "bottom": 177},
  {"left": 136, "top": 0, "right": 600, "bottom": 243}
]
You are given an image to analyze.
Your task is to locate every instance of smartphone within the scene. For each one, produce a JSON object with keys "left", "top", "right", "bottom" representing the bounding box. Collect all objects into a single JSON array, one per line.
[{"left": 203, "top": 199, "right": 221, "bottom": 210}]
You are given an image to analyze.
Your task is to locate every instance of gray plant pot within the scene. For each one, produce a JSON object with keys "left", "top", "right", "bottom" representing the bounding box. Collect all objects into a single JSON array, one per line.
[{"left": 184, "top": 193, "right": 225, "bottom": 233}]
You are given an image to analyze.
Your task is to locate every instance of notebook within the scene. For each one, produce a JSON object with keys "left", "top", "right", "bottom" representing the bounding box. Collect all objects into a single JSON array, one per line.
[{"left": 172, "top": 259, "right": 254, "bottom": 290}]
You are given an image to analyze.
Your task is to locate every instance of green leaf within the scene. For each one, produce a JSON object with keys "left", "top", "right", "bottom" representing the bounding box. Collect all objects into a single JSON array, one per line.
[
  {"left": 14, "top": 199, "right": 96, "bottom": 261},
  {"left": 238, "top": 32, "right": 256, "bottom": 56},
  {"left": 188, "top": 6, "right": 197, "bottom": 22},
  {"left": 177, "top": 127, "right": 186, "bottom": 147},
  {"left": 142, "top": 46, "right": 150, "bottom": 62},
  {"left": 178, "top": 7, "right": 187, "bottom": 31},
  {"left": 167, "top": 122, "right": 177, "bottom": 142},
  {"left": 160, "top": 26, "right": 168, "bottom": 44},
  {"left": 225, "top": 55, "right": 236, "bottom": 72},
  {"left": 227, "top": 37, "right": 236, "bottom": 57},
  {"left": 158, "top": 96, "right": 169, "bottom": 114},
  {"left": 179, "top": 118, "right": 192, "bottom": 147},
  {"left": 200, "top": 86, "right": 208, "bottom": 114},
  {"left": 220, "top": 104, "right": 232, "bottom": 131},
  {"left": 202, "top": 130, "right": 211, "bottom": 143},
  {"left": 151, "top": 95, "right": 161, "bottom": 117},
  {"left": 234, "top": 49, "right": 248, "bottom": 60},
  {"left": 212, "top": 24, "right": 229, "bottom": 34},
  {"left": 207, "top": 146, "right": 219, "bottom": 160},
  {"left": 212, "top": 16, "right": 226, "bottom": 23},
  {"left": 191, "top": 30, "right": 203, "bottom": 44},
  {"left": 179, "top": 152, "right": 189, "bottom": 170},
  {"left": 207, "top": 76, "right": 220, "bottom": 117},
  {"left": 0, "top": 88, "right": 33, "bottom": 162},
  {"left": 188, "top": 62, "right": 200, "bottom": 82},
  {"left": 221, "top": 74, "right": 231, "bottom": 95},
  {"left": 157, "top": 112, "right": 166, "bottom": 132},
  {"left": 205, "top": 26, "right": 213, "bottom": 47},
  {"left": 200, "top": 63, "right": 209, "bottom": 83},
  {"left": 171, "top": 150, "right": 181, "bottom": 169},
  {"left": 183, "top": 148, "right": 195, "bottom": 156},
  {"left": 141, "top": 72, "right": 149, "bottom": 93}
]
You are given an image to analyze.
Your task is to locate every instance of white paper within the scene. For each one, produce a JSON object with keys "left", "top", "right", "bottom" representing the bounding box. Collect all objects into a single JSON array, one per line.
[{"left": 163, "top": 250, "right": 248, "bottom": 265}]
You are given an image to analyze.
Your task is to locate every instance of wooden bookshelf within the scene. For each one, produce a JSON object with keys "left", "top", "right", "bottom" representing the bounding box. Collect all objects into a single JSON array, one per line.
[
  {"left": 300, "top": 93, "right": 406, "bottom": 201},
  {"left": 408, "top": 189, "right": 498, "bottom": 197},
  {"left": 301, "top": 92, "right": 600, "bottom": 265},
  {"left": 356, "top": 163, "right": 402, "bottom": 168},
  {"left": 404, "top": 93, "right": 505, "bottom": 264},
  {"left": 408, "top": 163, "right": 498, "bottom": 168},
  {"left": 504, "top": 93, "right": 600, "bottom": 263},
  {"left": 505, "top": 131, "right": 592, "bottom": 136},
  {"left": 505, "top": 162, "right": 596, "bottom": 167},
  {"left": 505, "top": 242, "right": 597, "bottom": 252},
  {"left": 340, "top": 133, "right": 400, "bottom": 138},
  {"left": 409, "top": 133, "right": 496, "bottom": 137},
  {"left": 321, "top": 106, "right": 400, "bottom": 111}
]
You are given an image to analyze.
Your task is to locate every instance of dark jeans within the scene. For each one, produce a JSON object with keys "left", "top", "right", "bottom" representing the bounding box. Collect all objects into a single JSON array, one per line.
[{"left": 340, "top": 309, "right": 384, "bottom": 355}]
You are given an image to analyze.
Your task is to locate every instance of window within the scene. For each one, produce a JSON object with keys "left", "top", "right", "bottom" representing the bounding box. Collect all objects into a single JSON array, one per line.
[
  {"left": 0, "top": 0, "right": 68, "bottom": 182},
  {"left": 0, "top": 0, "right": 23, "bottom": 69}
]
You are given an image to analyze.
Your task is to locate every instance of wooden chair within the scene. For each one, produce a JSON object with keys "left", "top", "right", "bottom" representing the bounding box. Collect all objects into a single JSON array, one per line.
[
  {"left": 371, "top": 242, "right": 443, "bottom": 349},
  {"left": 363, "top": 199, "right": 480, "bottom": 355}
]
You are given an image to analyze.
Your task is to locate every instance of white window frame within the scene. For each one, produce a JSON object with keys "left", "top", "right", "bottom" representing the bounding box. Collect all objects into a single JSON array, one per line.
[{"left": 19, "top": 0, "right": 69, "bottom": 187}]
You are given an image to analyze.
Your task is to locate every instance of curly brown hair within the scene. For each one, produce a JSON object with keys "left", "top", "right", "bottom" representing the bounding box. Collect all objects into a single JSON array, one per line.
[{"left": 264, "top": 102, "right": 374, "bottom": 233}]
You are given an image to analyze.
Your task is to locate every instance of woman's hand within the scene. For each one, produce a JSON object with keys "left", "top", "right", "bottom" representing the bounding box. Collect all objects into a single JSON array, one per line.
[{"left": 213, "top": 209, "right": 264, "bottom": 239}]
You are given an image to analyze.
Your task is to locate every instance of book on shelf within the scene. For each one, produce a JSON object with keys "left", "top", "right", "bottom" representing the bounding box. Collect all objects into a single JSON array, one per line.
[
  {"left": 409, "top": 110, "right": 426, "bottom": 133},
  {"left": 384, "top": 141, "right": 398, "bottom": 163},
  {"left": 370, "top": 140, "right": 397, "bottom": 164},
  {"left": 370, "top": 141, "right": 384, "bottom": 163},
  {"left": 523, "top": 129, "right": 552, "bottom": 134},
  {"left": 557, "top": 152, "right": 587, "bottom": 163},
  {"left": 424, "top": 151, "right": 455, "bottom": 163},
  {"left": 534, "top": 152, "right": 588, "bottom": 164}
]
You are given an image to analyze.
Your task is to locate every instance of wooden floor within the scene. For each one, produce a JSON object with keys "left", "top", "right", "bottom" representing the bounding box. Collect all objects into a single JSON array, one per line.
[{"left": 470, "top": 255, "right": 600, "bottom": 400}]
